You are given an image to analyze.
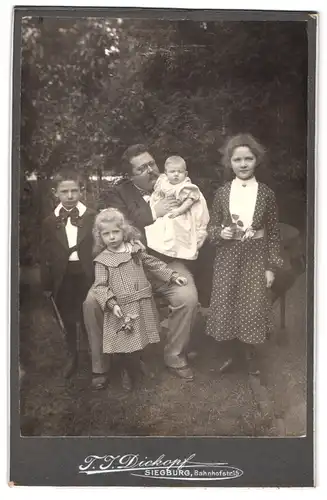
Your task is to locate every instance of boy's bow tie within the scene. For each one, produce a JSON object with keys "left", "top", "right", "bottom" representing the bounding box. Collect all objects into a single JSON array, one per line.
[{"left": 58, "top": 207, "right": 80, "bottom": 226}]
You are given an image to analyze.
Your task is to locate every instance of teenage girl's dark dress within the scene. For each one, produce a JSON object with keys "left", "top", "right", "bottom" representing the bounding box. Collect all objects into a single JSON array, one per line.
[{"left": 206, "top": 181, "right": 283, "bottom": 344}]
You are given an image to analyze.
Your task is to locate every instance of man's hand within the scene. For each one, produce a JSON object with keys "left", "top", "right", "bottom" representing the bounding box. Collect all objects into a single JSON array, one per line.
[
  {"left": 153, "top": 196, "right": 179, "bottom": 218},
  {"left": 43, "top": 290, "right": 52, "bottom": 299},
  {"left": 113, "top": 305, "right": 124, "bottom": 318},
  {"left": 265, "top": 270, "right": 275, "bottom": 288}
]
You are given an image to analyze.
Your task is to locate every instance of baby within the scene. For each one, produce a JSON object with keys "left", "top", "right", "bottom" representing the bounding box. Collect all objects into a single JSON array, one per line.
[{"left": 145, "top": 156, "right": 210, "bottom": 260}]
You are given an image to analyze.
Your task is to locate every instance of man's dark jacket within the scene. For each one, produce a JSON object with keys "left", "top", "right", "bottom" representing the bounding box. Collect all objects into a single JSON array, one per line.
[{"left": 100, "top": 179, "right": 154, "bottom": 242}]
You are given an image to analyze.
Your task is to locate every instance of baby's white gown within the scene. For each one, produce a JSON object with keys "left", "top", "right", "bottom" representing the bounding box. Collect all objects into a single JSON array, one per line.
[{"left": 145, "top": 174, "right": 210, "bottom": 260}]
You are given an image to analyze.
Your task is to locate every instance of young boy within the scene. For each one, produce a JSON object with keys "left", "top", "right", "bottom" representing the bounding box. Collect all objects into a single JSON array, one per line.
[
  {"left": 40, "top": 169, "right": 96, "bottom": 378},
  {"left": 145, "top": 156, "right": 210, "bottom": 261}
]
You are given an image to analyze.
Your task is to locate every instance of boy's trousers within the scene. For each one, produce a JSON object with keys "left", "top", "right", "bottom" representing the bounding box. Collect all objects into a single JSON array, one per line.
[{"left": 55, "top": 261, "right": 89, "bottom": 357}]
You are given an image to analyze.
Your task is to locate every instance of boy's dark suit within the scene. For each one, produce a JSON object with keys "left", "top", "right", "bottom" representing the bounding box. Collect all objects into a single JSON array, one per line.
[{"left": 40, "top": 206, "right": 96, "bottom": 364}]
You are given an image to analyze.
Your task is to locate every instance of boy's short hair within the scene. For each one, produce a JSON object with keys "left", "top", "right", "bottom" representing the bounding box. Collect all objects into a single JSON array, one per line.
[
  {"left": 52, "top": 169, "right": 84, "bottom": 189},
  {"left": 164, "top": 156, "right": 187, "bottom": 170}
]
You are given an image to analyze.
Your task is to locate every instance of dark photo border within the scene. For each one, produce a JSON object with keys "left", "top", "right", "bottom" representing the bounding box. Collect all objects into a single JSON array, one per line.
[{"left": 10, "top": 7, "right": 316, "bottom": 487}]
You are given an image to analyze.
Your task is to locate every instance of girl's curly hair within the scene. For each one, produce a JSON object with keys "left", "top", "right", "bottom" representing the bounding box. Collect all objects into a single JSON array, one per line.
[
  {"left": 221, "top": 133, "right": 266, "bottom": 169},
  {"left": 92, "top": 208, "right": 142, "bottom": 257}
]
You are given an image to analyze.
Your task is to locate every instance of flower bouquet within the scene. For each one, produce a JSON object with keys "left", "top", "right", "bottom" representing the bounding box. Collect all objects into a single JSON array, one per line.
[
  {"left": 229, "top": 214, "right": 256, "bottom": 242},
  {"left": 117, "top": 313, "right": 139, "bottom": 334}
]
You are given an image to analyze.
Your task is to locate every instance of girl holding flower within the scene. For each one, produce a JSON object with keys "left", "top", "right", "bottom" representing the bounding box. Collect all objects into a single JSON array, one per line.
[
  {"left": 91, "top": 208, "right": 187, "bottom": 391},
  {"left": 206, "top": 134, "right": 283, "bottom": 375}
]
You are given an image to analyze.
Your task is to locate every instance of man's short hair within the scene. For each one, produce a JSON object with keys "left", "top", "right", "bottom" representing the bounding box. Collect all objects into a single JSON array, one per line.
[
  {"left": 121, "top": 144, "right": 149, "bottom": 175},
  {"left": 52, "top": 169, "right": 84, "bottom": 189}
]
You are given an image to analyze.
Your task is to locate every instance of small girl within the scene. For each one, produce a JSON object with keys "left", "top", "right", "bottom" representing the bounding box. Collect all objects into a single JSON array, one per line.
[
  {"left": 145, "top": 156, "right": 210, "bottom": 260},
  {"left": 91, "top": 208, "right": 187, "bottom": 390},
  {"left": 206, "top": 134, "right": 284, "bottom": 376}
]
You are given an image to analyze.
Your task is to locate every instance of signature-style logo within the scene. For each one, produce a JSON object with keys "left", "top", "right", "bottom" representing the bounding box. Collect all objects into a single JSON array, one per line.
[{"left": 78, "top": 453, "right": 244, "bottom": 481}]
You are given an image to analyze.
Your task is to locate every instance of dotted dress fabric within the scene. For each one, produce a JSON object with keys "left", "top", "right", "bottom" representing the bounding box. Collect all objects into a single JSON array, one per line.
[
  {"left": 92, "top": 242, "right": 174, "bottom": 354},
  {"left": 206, "top": 181, "right": 283, "bottom": 344}
]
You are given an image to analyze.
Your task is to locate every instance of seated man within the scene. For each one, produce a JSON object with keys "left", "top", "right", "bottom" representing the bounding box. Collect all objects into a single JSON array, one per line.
[{"left": 83, "top": 144, "right": 199, "bottom": 388}]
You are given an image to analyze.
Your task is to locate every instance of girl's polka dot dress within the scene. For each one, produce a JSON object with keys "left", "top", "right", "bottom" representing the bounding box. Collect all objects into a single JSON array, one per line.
[{"left": 206, "top": 181, "right": 283, "bottom": 345}]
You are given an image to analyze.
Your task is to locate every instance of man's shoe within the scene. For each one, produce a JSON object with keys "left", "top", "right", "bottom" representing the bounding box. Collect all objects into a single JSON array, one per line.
[
  {"left": 91, "top": 372, "right": 109, "bottom": 390},
  {"left": 63, "top": 355, "right": 78, "bottom": 379},
  {"left": 168, "top": 366, "right": 194, "bottom": 381}
]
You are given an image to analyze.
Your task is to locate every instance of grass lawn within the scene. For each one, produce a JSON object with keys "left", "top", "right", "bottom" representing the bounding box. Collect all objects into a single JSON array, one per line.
[{"left": 19, "top": 268, "right": 307, "bottom": 437}]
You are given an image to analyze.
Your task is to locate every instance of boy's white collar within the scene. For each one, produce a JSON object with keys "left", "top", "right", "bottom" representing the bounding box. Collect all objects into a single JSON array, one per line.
[{"left": 54, "top": 201, "right": 87, "bottom": 217}]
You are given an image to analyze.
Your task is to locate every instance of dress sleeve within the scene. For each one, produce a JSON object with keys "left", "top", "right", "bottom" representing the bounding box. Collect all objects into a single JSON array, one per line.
[
  {"left": 178, "top": 184, "right": 200, "bottom": 202},
  {"left": 139, "top": 251, "right": 175, "bottom": 283},
  {"left": 207, "top": 189, "right": 224, "bottom": 246},
  {"left": 93, "top": 262, "right": 117, "bottom": 310},
  {"left": 265, "top": 190, "right": 284, "bottom": 271}
]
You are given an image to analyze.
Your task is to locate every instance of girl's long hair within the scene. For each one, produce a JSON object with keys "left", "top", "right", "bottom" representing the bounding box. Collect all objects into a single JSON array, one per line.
[
  {"left": 221, "top": 133, "right": 266, "bottom": 169},
  {"left": 220, "top": 133, "right": 268, "bottom": 183},
  {"left": 92, "top": 208, "right": 142, "bottom": 257}
]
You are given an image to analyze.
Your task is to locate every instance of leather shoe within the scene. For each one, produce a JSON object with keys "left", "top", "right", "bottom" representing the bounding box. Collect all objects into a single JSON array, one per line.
[
  {"left": 121, "top": 369, "right": 133, "bottom": 391},
  {"left": 168, "top": 366, "right": 194, "bottom": 380},
  {"left": 139, "top": 360, "right": 155, "bottom": 379},
  {"left": 248, "top": 369, "right": 261, "bottom": 377},
  {"left": 91, "top": 373, "right": 108, "bottom": 390},
  {"left": 246, "top": 353, "right": 260, "bottom": 376},
  {"left": 187, "top": 351, "right": 198, "bottom": 361}
]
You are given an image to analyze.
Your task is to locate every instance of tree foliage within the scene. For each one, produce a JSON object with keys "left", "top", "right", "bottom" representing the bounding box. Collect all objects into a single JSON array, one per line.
[
  {"left": 20, "top": 17, "right": 308, "bottom": 181},
  {"left": 19, "top": 17, "right": 308, "bottom": 264}
]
